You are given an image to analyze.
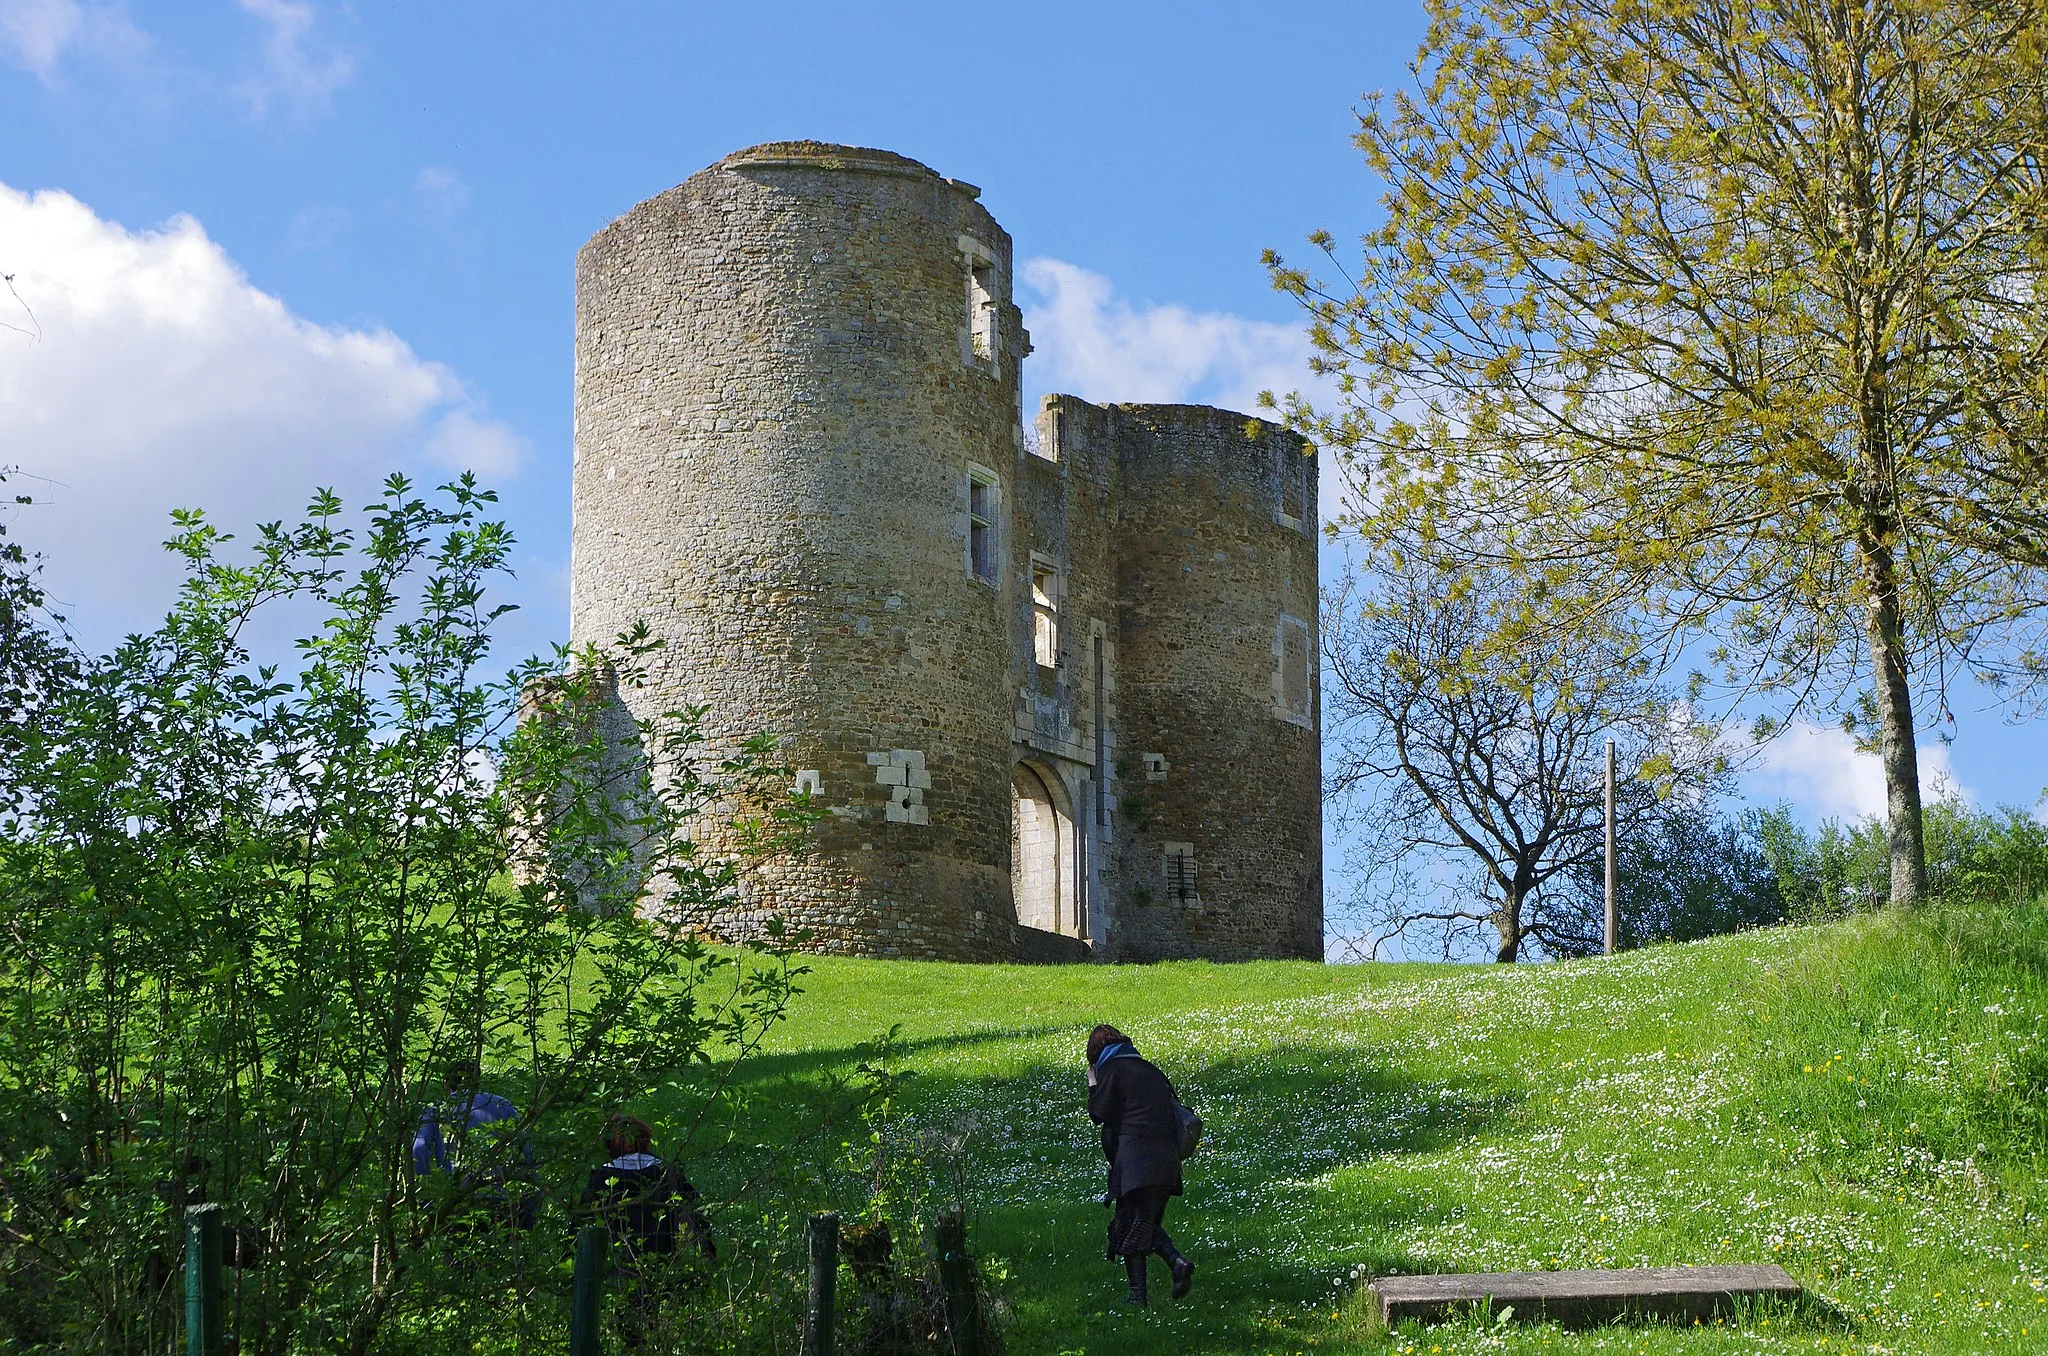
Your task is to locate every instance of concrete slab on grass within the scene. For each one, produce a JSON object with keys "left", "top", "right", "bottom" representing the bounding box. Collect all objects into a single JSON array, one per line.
[{"left": 1371, "top": 1264, "right": 1802, "bottom": 1326}]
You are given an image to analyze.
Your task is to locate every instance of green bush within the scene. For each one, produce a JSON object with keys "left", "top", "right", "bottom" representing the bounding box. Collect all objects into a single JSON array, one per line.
[
  {"left": 1760, "top": 797, "right": 2048, "bottom": 921},
  {"left": 0, "top": 478, "right": 816, "bottom": 1353},
  {"left": 1556, "top": 801, "right": 1788, "bottom": 955}
]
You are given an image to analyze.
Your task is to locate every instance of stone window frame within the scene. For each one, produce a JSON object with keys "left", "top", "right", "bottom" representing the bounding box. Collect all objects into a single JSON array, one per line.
[
  {"left": 1275, "top": 614, "right": 1314, "bottom": 729},
  {"left": 959, "top": 235, "right": 999, "bottom": 371},
  {"left": 1275, "top": 443, "right": 1311, "bottom": 533},
  {"left": 1163, "top": 841, "right": 1199, "bottom": 906},
  {"left": 966, "top": 463, "right": 1001, "bottom": 586},
  {"left": 1029, "top": 553, "right": 1062, "bottom": 671}
]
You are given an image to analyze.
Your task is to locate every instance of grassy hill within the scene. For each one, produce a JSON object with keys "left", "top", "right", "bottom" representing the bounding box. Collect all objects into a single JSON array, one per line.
[{"left": 724, "top": 899, "right": 2046, "bottom": 1355}]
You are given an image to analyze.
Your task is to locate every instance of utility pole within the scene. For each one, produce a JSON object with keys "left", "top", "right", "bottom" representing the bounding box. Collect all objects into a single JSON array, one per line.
[{"left": 1603, "top": 739, "right": 1617, "bottom": 956}]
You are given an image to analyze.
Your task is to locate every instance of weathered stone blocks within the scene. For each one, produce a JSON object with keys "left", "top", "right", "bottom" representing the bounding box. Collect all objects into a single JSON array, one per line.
[{"left": 569, "top": 142, "right": 1320, "bottom": 962}]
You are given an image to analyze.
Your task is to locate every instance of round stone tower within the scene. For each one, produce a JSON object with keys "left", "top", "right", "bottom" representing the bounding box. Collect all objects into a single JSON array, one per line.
[
  {"left": 571, "top": 143, "right": 1026, "bottom": 958},
  {"left": 1099, "top": 404, "right": 1324, "bottom": 962}
]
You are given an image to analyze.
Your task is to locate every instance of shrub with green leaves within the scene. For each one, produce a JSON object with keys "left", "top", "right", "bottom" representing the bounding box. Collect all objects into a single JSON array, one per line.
[
  {"left": 0, "top": 476, "right": 814, "bottom": 1353},
  {"left": 1553, "top": 802, "right": 1789, "bottom": 956},
  {"left": 1761, "top": 796, "right": 2048, "bottom": 921}
]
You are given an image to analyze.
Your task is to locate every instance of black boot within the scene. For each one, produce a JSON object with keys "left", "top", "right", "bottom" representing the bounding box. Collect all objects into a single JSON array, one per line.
[
  {"left": 1155, "top": 1232, "right": 1194, "bottom": 1299},
  {"left": 1122, "top": 1252, "right": 1149, "bottom": 1306}
]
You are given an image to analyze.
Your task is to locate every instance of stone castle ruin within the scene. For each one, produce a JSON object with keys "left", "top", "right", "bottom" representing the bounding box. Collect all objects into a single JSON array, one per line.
[{"left": 570, "top": 142, "right": 1321, "bottom": 962}]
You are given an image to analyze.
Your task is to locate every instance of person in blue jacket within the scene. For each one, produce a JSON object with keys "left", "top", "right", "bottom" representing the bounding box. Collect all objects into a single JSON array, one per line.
[
  {"left": 1085, "top": 1024, "right": 1194, "bottom": 1306},
  {"left": 412, "top": 1058, "right": 535, "bottom": 1226}
]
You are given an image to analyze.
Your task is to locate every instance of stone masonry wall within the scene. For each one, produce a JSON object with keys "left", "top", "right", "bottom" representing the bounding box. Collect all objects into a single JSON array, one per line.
[
  {"left": 572, "top": 143, "right": 1026, "bottom": 958},
  {"left": 1102, "top": 403, "right": 1324, "bottom": 961},
  {"left": 1006, "top": 395, "right": 1125, "bottom": 949},
  {"left": 570, "top": 143, "right": 1321, "bottom": 963}
]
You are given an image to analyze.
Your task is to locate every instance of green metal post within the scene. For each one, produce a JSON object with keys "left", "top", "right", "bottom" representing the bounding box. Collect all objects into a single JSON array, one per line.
[
  {"left": 184, "top": 1203, "right": 222, "bottom": 1356},
  {"left": 569, "top": 1224, "right": 607, "bottom": 1356},
  {"left": 803, "top": 1211, "right": 839, "bottom": 1356},
  {"left": 934, "top": 1209, "right": 979, "bottom": 1356}
]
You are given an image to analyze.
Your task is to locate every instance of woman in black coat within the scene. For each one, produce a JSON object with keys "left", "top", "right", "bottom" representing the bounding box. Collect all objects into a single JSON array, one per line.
[
  {"left": 578, "top": 1115, "right": 716, "bottom": 1348},
  {"left": 1085, "top": 1024, "right": 1194, "bottom": 1306}
]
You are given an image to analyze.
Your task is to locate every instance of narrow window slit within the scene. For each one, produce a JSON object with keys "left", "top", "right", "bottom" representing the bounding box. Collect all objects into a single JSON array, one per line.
[
  {"left": 967, "top": 467, "right": 999, "bottom": 583},
  {"left": 1031, "top": 559, "right": 1060, "bottom": 669}
]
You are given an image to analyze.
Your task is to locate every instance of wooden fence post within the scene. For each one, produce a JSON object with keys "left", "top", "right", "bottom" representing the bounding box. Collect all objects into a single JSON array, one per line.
[
  {"left": 184, "top": 1203, "right": 222, "bottom": 1356},
  {"left": 569, "top": 1224, "right": 607, "bottom": 1356},
  {"left": 804, "top": 1211, "right": 839, "bottom": 1356},
  {"left": 934, "top": 1208, "right": 979, "bottom": 1356}
]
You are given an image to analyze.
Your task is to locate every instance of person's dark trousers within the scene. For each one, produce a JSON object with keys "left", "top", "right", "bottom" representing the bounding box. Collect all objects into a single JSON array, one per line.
[
  {"left": 1107, "top": 1186, "right": 1192, "bottom": 1304},
  {"left": 1120, "top": 1231, "right": 1194, "bottom": 1305}
]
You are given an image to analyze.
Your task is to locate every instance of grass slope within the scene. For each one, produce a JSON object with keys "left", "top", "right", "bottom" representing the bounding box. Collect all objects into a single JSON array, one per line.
[{"left": 732, "top": 901, "right": 2046, "bottom": 1355}]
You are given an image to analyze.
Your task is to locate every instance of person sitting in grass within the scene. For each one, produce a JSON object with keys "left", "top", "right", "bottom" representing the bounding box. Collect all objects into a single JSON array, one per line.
[{"left": 1085, "top": 1024, "right": 1194, "bottom": 1307}]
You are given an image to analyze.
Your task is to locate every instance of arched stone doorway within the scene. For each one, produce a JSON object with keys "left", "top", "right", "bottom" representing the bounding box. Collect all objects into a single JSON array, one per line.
[{"left": 1011, "top": 762, "right": 1081, "bottom": 937}]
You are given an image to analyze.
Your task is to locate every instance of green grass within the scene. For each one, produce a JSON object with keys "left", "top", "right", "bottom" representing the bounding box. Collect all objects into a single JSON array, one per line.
[{"left": 708, "top": 900, "right": 2048, "bottom": 1355}]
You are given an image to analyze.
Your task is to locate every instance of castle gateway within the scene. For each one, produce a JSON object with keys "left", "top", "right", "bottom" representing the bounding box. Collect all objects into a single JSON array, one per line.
[{"left": 570, "top": 143, "right": 1321, "bottom": 962}]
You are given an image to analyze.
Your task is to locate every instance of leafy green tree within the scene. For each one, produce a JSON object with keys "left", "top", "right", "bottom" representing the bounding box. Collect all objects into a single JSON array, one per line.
[
  {"left": 0, "top": 470, "right": 77, "bottom": 821},
  {"left": 1324, "top": 559, "right": 1730, "bottom": 961},
  {"left": 1760, "top": 794, "right": 2048, "bottom": 919},
  {"left": 0, "top": 477, "right": 814, "bottom": 1353},
  {"left": 1269, "top": 0, "right": 2048, "bottom": 909},
  {"left": 1555, "top": 803, "right": 1789, "bottom": 955}
]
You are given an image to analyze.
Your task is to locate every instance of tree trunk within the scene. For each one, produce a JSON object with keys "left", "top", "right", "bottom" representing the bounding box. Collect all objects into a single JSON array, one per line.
[
  {"left": 1493, "top": 890, "right": 1522, "bottom": 963},
  {"left": 1858, "top": 528, "right": 1929, "bottom": 907}
]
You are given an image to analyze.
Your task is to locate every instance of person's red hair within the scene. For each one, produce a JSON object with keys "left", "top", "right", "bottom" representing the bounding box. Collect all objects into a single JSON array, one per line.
[{"left": 604, "top": 1114, "right": 653, "bottom": 1157}]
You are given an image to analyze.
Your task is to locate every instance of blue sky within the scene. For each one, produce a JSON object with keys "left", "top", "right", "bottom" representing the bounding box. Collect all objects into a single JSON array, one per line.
[
  {"left": 4, "top": 0, "right": 2044, "bottom": 932},
  {"left": 1, "top": 0, "right": 1406, "bottom": 640}
]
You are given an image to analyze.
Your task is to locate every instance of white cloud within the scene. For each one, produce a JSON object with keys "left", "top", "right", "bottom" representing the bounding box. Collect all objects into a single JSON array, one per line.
[
  {"left": 1018, "top": 256, "right": 1358, "bottom": 537},
  {"left": 234, "top": 0, "right": 351, "bottom": 117},
  {"left": 0, "top": 0, "right": 77, "bottom": 76},
  {"left": 0, "top": 0, "right": 144, "bottom": 81},
  {"left": 426, "top": 408, "right": 524, "bottom": 477},
  {"left": 1018, "top": 257, "right": 1321, "bottom": 418},
  {"left": 413, "top": 167, "right": 469, "bottom": 221},
  {"left": 1743, "top": 719, "right": 1969, "bottom": 822},
  {"left": 0, "top": 182, "right": 522, "bottom": 643}
]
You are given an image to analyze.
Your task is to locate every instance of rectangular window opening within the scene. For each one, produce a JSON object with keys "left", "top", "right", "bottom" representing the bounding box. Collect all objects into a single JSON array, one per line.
[
  {"left": 1021, "top": 421, "right": 1046, "bottom": 461},
  {"left": 1164, "top": 842, "right": 1197, "bottom": 905},
  {"left": 1278, "top": 446, "right": 1308, "bottom": 525},
  {"left": 968, "top": 468, "right": 999, "bottom": 583},
  {"left": 1030, "top": 408, "right": 1063, "bottom": 464},
  {"left": 969, "top": 260, "right": 997, "bottom": 364},
  {"left": 1031, "top": 560, "right": 1060, "bottom": 669},
  {"left": 1279, "top": 616, "right": 1312, "bottom": 723}
]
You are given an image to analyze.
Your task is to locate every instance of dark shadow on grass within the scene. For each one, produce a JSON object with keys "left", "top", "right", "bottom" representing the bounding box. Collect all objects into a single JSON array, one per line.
[
  {"left": 736, "top": 1020, "right": 1081, "bottom": 1085},
  {"left": 869, "top": 1044, "right": 1522, "bottom": 1354},
  {"left": 658, "top": 1023, "right": 1528, "bottom": 1353}
]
